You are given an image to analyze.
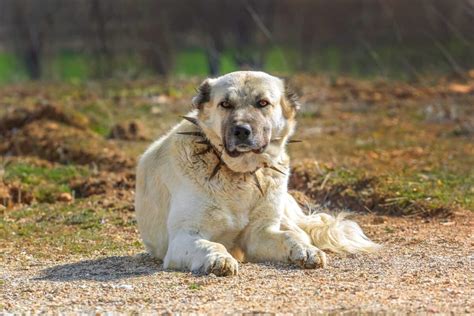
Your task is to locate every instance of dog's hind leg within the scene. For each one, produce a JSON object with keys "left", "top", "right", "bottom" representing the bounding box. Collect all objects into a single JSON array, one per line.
[
  {"left": 241, "top": 199, "right": 327, "bottom": 269},
  {"left": 135, "top": 178, "right": 170, "bottom": 259},
  {"left": 284, "top": 193, "right": 381, "bottom": 254},
  {"left": 134, "top": 141, "right": 171, "bottom": 260}
]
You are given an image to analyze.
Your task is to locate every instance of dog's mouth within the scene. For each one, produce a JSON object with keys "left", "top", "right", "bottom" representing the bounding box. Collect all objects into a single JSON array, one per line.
[{"left": 224, "top": 143, "right": 268, "bottom": 158}]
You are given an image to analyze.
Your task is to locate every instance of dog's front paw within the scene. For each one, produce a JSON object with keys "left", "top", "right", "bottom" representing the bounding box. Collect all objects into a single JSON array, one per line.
[
  {"left": 199, "top": 253, "right": 239, "bottom": 276},
  {"left": 289, "top": 244, "right": 327, "bottom": 269}
]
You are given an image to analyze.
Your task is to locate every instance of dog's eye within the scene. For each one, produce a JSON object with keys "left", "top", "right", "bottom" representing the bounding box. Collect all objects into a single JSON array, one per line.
[
  {"left": 257, "top": 100, "right": 269, "bottom": 108},
  {"left": 219, "top": 101, "right": 232, "bottom": 109}
]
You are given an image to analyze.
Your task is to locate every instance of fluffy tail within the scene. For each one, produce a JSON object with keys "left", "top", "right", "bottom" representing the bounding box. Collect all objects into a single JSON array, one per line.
[{"left": 297, "top": 212, "right": 381, "bottom": 254}]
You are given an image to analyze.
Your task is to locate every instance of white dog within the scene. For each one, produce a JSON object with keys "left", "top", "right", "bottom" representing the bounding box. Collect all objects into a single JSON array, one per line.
[{"left": 135, "top": 71, "right": 379, "bottom": 276}]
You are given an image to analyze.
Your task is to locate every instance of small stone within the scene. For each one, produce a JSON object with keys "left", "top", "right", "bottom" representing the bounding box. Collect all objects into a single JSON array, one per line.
[
  {"left": 440, "top": 221, "right": 455, "bottom": 226},
  {"left": 57, "top": 192, "right": 73, "bottom": 203},
  {"left": 118, "top": 284, "right": 133, "bottom": 290},
  {"left": 372, "top": 216, "right": 385, "bottom": 224},
  {"left": 151, "top": 106, "right": 162, "bottom": 115}
]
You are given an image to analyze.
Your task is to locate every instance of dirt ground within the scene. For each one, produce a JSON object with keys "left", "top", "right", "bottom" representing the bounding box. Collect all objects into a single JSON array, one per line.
[{"left": 1, "top": 73, "right": 473, "bottom": 313}]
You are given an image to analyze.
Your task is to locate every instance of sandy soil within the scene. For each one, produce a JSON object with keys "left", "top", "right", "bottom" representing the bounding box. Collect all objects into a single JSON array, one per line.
[{"left": 2, "top": 213, "right": 472, "bottom": 314}]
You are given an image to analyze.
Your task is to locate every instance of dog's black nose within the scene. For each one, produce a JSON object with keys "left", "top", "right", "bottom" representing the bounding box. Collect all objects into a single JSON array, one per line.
[{"left": 233, "top": 124, "right": 252, "bottom": 142}]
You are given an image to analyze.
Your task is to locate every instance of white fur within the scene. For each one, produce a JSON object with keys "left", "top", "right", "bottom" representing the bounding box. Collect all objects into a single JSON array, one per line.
[
  {"left": 135, "top": 71, "right": 380, "bottom": 276},
  {"left": 297, "top": 212, "right": 381, "bottom": 254}
]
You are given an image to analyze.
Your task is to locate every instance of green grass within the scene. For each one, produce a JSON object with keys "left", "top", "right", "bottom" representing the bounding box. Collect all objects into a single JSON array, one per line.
[
  {"left": 174, "top": 49, "right": 209, "bottom": 76},
  {"left": 1, "top": 40, "right": 473, "bottom": 83},
  {"left": 50, "top": 52, "right": 90, "bottom": 82},
  {"left": 77, "top": 102, "right": 114, "bottom": 136},
  {"left": 1, "top": 199, "right": 139, "bottom": 256},
  {"left": 0, "top": 52, "right": 28, "bottom": 83},
  {"left": 64, "top": 208, "right": 102, "bottom": 229},
  {"left": 386, "top": 170, "right": 474, "bottom": 210},
  {"left": 3, "top": 162, "right": 90, "bottom": 203},
  {"left": 219, "top": 52, "right": 239, "bottom": 73},
  {"left": 264, "top": 48, "right": 293, "bottom": 73},
  {"left": 4, "top": 163, "right": 88, "bottom": 185},
  {"left": 291, "top": 157, "right": 473, "bottom": 216},
  {"left": 188, "top": 283, "right": 202, "bottom": 290}
]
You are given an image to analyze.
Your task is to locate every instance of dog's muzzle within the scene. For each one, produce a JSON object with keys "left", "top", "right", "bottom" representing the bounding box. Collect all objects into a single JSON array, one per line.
[{"left": 225, "top": 124, "right": 267, "bottom": 158}]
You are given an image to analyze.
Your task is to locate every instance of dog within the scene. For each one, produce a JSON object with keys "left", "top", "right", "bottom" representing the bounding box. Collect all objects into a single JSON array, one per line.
[{"left": 135, "top": 71, "right": 380, "bottom": 276}]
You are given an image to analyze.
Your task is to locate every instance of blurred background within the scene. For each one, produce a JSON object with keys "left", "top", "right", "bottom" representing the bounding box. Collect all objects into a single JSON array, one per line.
[{"left": 0, "top": 0, "right": 474, "bottom": 82}]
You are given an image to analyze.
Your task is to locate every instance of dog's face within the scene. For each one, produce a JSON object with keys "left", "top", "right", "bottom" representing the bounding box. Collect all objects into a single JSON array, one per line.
[{"left": 194, "top": 71, "right": 299, "bottom": 173}]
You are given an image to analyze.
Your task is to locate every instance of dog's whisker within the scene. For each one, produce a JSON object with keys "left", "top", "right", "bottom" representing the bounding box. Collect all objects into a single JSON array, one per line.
[
  {"left": 181, "top": 116, "right": 200, "bottom": 126},
  {"left": 177, "top": 131, "right": 205, "bottom": 137},
  {"left": 252, "top": 173, "right": 264, "bottom": 196},
  {"left": 209, "top": 160, "right": 223, "bottom": 180}
]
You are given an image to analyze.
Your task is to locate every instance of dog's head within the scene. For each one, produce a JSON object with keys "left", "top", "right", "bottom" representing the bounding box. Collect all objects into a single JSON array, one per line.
[{"left": 193, "top": 71, "right": 299, "bottom": 173}]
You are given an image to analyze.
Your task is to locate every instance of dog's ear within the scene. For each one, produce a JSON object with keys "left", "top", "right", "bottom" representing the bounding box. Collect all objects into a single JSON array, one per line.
[
  {"left": 192, "top": 79, "right": 212, "bottom": 110},
  {"left": 284, "top": 86, "right": 301, "bottom": 111},
  {"left": 281, "top": 80, "right": 301, "bottom": 118}
]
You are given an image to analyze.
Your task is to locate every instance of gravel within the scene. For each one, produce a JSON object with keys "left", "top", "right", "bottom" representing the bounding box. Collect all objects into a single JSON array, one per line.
[{"left": 1, "top": 213, "right": 473, "bottom": 314}]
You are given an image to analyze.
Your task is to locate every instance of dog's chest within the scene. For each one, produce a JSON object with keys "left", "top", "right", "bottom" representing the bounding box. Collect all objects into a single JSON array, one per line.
[
  {"left": 210, "top": 206, "right": 250, "bottom": 248},
  {"left": 205, "top": 171, "right": 284, "bottom": 247},
  {"left": 176, "top": 134, "right": 287, "bottom": 246}
]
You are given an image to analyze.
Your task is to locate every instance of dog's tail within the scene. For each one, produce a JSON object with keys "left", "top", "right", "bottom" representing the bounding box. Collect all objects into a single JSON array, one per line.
[{"left": 296, "top": 211, "right": 381, "bottom": 254}]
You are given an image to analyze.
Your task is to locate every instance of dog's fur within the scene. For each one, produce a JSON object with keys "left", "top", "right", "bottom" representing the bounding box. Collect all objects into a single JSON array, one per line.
[{"left": 135, "top": 71, "right": 380, "bottom": 276}]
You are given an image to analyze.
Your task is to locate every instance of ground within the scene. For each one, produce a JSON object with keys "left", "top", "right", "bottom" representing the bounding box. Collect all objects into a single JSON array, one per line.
[{"left": 1, "top": 73, "right": 473, "bottom": 313}]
